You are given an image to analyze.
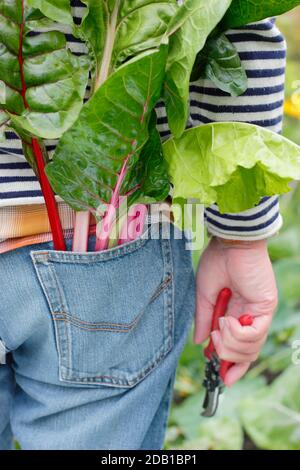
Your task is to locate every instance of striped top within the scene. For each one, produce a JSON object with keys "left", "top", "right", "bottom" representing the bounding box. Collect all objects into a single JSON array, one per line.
[{"left": 0, "top": 2, "right": 286, "bottom": 240}]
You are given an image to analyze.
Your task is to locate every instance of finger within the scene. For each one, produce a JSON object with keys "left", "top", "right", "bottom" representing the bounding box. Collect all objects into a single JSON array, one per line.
[
  {"left": 224, "top": 362, "right": 251, "bottom": 387},
  {"left": 226, "top": 314, "right": 272, "bottom": 343},
  {"left": 219, "top": 318, "right": 267, "bottom": 354},
  {"left": 193, "top": 295, "right": 215, "bottom": 344},
  {"left": 211, "top": 331, "right": 259, "bottom": 363}
]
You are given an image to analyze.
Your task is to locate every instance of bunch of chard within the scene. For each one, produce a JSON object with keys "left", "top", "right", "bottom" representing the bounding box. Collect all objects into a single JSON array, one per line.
[{"left": 2, "top": 0, "right": 300, "bottom": 252}]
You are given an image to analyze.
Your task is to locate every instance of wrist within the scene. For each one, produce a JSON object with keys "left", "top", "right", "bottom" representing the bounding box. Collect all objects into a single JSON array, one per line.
[{"left": 213, "top": 236, "right": 267, "bottom": 250}]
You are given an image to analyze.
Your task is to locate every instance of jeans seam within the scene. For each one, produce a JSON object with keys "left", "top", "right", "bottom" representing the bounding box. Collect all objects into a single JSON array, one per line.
[
  {"left": 48, "top": 263, "right": 73, "bottom": 373},
  {"left": 161, "top": 237, "right": 175, "bottom": 354}
]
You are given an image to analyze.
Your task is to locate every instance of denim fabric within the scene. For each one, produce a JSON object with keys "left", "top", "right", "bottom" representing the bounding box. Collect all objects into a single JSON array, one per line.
[{"left": 0, "top": 224, "right": 195, "bottom": 450}]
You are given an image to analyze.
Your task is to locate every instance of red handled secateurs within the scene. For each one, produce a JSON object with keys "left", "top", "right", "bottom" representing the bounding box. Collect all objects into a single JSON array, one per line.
[{"left": 201, "top": 288, "right": 253, "bottom": 417}]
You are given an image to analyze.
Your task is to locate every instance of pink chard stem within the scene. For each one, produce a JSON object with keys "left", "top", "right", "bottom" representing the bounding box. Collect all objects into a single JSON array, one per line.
[
  {"left": 95, "top": 148, "right": 134, "bottom": 251},
  {"left": 95, "top": 95, "right": 150, "bottom": 251},
  {"left": 118, "top": 204, "right": 148, "bottom": 246},
  {"left": 73, "top": 1, "right": 120, "bottom": 252},
  {"left": 72, "top": 211, "right": 90, "bottom": 252}
]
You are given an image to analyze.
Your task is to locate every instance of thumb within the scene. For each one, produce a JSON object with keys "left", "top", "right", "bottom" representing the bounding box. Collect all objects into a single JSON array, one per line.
[{"left": 193, "top": 294, "right": 214, "bottom": 344}]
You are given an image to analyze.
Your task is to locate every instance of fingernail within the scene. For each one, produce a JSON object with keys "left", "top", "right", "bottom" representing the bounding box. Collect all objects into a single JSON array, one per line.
[
  {"left": 211, "top": 331, "right": 219, "bottom": 346},
  {"left": 219, "top": 318, "right": 226, "bottom": 330}
]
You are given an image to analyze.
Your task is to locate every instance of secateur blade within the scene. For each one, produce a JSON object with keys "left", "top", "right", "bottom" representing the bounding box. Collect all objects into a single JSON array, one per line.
[
  {"left": 200, "top": 287, "right": 254, "bottom": 418},
  {"left": 201, "top": 354, "right": 224, "bottom": 417},
  {"left": 201, "top": 288, "right": 232, "bottom": 418}
]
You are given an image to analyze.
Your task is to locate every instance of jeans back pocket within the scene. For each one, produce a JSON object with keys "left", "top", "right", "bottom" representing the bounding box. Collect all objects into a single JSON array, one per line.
[{"left": 31, "top": 234, "right": 174, "bottom": 388}]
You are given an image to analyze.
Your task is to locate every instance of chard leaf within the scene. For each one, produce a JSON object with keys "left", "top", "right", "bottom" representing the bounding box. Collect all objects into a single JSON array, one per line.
[
  {"left": 163, "top": 122, "right": 300, "bottom": 214},
  {"left": 222, "top": 0, "right": 300, "bottom": 30},
  {"left": 46, "top": 48, "right": 167, "bottom": 212},
  {"left": 113, "top": 1, "right": 178, "bottom": 66},
  {"left": 76, "top": 0, "right": 177, "bottom": 91},
  {"left": 0, "top": 0, "right": 89, "bottom": 152},
  {"left": 124, "top": 111, "right": 170, "bottom": 205},
  {"left": 74, "top": 0, "right": 107, "bottom": 90},
  {"left": 191, "top": 32, "right": 248, "bottom": 97},
  {"left": 27, "top": 0, "right": 73, "bottom": 25},
  {"left": 10, "top": 55, "right": 89, "bottom": 139},
  {"left": 164, "top": 0, "right": 232, "bottom": 138}
]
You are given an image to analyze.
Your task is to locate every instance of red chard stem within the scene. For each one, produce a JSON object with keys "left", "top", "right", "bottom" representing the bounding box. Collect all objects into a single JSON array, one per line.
[{"left": 18, "top": 0, "right": 66, "bottom": 251}]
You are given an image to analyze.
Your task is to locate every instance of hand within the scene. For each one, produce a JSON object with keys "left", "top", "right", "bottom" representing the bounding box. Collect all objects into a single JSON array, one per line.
[{"left": 194, "top": 237, "right": 278, "bottom": 386}]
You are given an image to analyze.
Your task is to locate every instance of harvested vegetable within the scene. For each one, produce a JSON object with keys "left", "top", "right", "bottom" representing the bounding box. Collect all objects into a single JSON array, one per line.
[
  {"left": 163, "top": 122, "right": 300, "bottom": 221},
  {"left": 0, "top": 0, "right": 89, "bottom": 249},
  {"left": 222, "top": 0, "right": 300, "bottom": 30},
  {"left": 2, "top": 0, "right": 300, "bottom": 252}
]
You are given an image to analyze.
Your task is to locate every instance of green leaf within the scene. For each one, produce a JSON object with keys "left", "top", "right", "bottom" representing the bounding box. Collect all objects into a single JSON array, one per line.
[
  {"left": 10, "top": 55, "right": 90, "bottom": 139},
  {"left": 240, "top": 366, "right": 300, "bottom": 450},
  {"left": 0, "top": 0, "right": 89, "bottom": 152},
  {"left": 74, "top": 0, "right": 107, "bottom": 90},
  {"left": 191, "top": 32, "right": 248, "bottom": 97},
  {"left": 113, "top": 0, "right": 178, "bottom": 66},
  {"left": 46, "top": 48, "right": 167, "bottom": 212},
  {"left": 124, "top": 111, "right": 170, "bottom": 205},
  {"left": 163, "top": 122, "right": 300, "bottom": 214},
  {"left": 76, "top": 0, "right": 177, "bottom": 91},
  {"left": 222, "top": 0, "right": 300, "bottom": 30},
  {"left": 27, "top": 0, "right": 73, "bottom": 25},
  {"left": 164, "top": 0, "right": 232, "bottom": 138}
]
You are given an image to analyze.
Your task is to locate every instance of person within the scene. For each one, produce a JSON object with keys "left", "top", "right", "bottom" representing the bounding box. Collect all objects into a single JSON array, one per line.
[{"left": 0, "top": 2, "right": 284, "bottom": 450}]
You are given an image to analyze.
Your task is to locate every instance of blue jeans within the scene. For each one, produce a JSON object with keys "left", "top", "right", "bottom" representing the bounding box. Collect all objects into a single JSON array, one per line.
[{"left": 0, "top": 224, "right": 195, "bottom": 450}]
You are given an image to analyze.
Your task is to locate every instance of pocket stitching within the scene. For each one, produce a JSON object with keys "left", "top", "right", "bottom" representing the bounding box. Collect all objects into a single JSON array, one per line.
[
  {"left": 60, "top": 335, "right": 172, "bottom": 387},
  {"left": 50, "top": 274, "right": 173, "bottom": 332},
  {"left": 32, "top": 235, "right": 175, "bottom": 388},
  {"left": 31, "top": 228, "right": 150, "bottom": 266},
  {"left": 61, "top": 345, "right": 171, "bottom": 387},
  {"left": 47, "top": 263, "right": 74, "bottom": 370}
]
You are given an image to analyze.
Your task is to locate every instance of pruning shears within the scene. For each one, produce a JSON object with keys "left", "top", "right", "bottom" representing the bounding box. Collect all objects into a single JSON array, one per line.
[{"left": 201, "top": 288, "right": 253, "bottom": 418}]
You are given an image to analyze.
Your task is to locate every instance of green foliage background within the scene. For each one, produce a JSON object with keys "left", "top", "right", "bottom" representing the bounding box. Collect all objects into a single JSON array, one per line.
[{"left": 166, "top": 9, "right": 300, "bottom": 451}]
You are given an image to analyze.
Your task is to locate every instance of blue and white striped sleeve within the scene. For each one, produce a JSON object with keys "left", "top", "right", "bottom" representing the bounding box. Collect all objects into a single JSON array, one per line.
[
  {"left": 204, "top": 196, "right": 282, "bottom": 241},
  {"left": 194, "top": 19, "right": 286, "bottom": 240}
]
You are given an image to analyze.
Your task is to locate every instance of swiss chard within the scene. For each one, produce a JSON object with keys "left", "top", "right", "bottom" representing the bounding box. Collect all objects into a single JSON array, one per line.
[
  {"left": 75, "top": 0, "right": 178, "bottom": 92},
  {"left": 0, "top": 0, "right": 89, "bottom": 250},
  {"left": 163, "top": 122, "right": 300, "bottom": 222},
  {"left": 46, "top": 0, "right": 236, "bottom": 251},
  {"left": 0, "top": 2, "right": 89, "bottom": 144},
  {"left": 45, "top": 0, "right": 180, "bottom": 251},
  {"left": 164, "top": 0, "right": 233, "bottom": 137},
  {"left": 191, "top": 31, "right": 248, "bottom": 97},
  {"left": 46, "top": 47, "right": 168, "bottom": 250},
  {"left": 222, "top": 0, "right": 300, "bottom": 30},
  {"left": 3, "top": 0, "right": 300, "bottom": 254},
  {"left": 46, "top": 48, "right": 168, "bottom": 213}
]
